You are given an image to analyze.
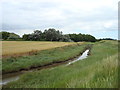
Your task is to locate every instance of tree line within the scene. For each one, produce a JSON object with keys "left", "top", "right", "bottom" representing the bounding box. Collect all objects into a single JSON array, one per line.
[
  {"left": 0, "top": 28, "right": 97, "bottom": 42},
  {"left": 0, "top": 31, "right": 20, "bottom": 40},
  {"left": 69, "top": 33, "right": 96, "bottom": 42},
  {"left": 97, "top": 38, "right": 117, "bottom": 41},
  {"left": 22, "top": 28, "right": 72, "bottom": 42}
]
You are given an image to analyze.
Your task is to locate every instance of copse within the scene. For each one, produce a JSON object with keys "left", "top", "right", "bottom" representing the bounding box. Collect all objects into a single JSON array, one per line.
[
  {"left": 22, "top": 30, "right": 43, "bottom": 41},
  {"left": 22, "top": 34, "right": 31, "bottom": 41},
  {"left": 22, "top": 28, "right": 71, "bottom": 42},
  {"left": 43, "top": 28, "right": 63, "bottom": 41},
  {"left": 0, "top": 31, "right": 21, "bottom": 40},
  {"left": 97, "top": 38, "right": 116, "bottom": 41},
  {"left": 0, "top": 31, "right": 10, "bottom": 40},
  {"left": 8, "top": 33, "right": 21, "bottom": 40},
  {"left": 69, "top": 33, "right": 96, "bottom": 42},
  {"left": 30, "top": 30, "right": 43, "bottom": 41}
]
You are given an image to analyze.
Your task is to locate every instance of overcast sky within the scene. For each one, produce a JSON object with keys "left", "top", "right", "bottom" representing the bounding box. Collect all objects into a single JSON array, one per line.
[{"left": 1, "top": 0, "right": 119, "bottom": 39}]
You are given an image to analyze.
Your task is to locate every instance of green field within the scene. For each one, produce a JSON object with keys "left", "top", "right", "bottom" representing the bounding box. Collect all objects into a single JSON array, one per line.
[{"left": 3, "top": 40, "right": 118, "bottom": 88}]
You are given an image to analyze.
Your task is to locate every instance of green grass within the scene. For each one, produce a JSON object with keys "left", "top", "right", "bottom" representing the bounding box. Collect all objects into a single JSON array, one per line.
[
  {"left": 4, "top": 40, "right": 118, "bottom": 88},
  {"left": 2, "top": 43, "right": 88, "bottom": 74}
]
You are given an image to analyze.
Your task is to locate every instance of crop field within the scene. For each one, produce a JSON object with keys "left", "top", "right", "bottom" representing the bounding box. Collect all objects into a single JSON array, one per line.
[{"left": 2, "top": 41, "right": 83, "bottom": 57}]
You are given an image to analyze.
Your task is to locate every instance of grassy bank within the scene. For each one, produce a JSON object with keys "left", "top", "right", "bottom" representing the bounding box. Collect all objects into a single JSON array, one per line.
[
  {"left": 2, "top": 43, "right": 88, "bottom": 74},
  {"left": 4, "top": 40, "right": 118, "bottom": 88}
]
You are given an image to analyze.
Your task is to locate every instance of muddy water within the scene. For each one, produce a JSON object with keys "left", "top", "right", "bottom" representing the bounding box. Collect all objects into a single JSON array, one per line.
[{"left": 1, "top": 49, "right": 90, "bottom": 85}]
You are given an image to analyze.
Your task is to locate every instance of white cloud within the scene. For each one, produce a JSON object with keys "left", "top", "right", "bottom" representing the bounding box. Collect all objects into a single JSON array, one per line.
[{"left": 1, "top": 0, "right": 119, "bottom": 39}]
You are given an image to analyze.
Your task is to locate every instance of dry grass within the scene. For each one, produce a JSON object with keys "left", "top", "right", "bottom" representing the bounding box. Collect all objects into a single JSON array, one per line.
[{"left": 2, "top": 41, "right": 83, "bottom": 57}]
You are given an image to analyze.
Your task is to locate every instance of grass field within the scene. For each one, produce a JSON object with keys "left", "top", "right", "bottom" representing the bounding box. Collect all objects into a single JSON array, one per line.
[
  {"left": 2, "top": 41, "right": 82, "bottom": 57},
  {"left": 2, "top": 42, "right": 88, "bottom": 74},
  {"left": 3, "top": 40, "right": 118, "bottom": 88}
]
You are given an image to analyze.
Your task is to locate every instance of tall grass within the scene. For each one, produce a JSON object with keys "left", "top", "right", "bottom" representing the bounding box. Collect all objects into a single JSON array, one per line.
[
  {"left": 88, "top": 54, "right": 118, "bottom": 88},
  {"left": 4, "top": 40, "right": 118, "bottom": 88}
]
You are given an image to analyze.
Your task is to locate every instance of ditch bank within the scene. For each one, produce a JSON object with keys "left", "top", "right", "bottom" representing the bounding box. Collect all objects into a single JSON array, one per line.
[{"left": 2, "top": 44, "right": 92, "bottom": 85}]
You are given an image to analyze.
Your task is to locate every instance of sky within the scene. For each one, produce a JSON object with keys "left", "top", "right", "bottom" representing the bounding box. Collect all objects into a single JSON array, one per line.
[{"left": 0, "top": 0, "right": 119, "bottom": 39}]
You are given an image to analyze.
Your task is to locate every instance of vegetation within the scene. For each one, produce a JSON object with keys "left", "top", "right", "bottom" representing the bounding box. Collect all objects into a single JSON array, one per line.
[
  {"left": 0, "top": 31, "right": 20, "bottom": 40},
  {"left": 2, "top": 41, "right": 80, "bottom": 57},
  {"left": 22, "top": 28, "right": 71, "bottom": 42},
  {"left": 22, "top": 29, "right": 97, "bottom": 42},
  {"left": 8, "top": 33, "right": 20, "bottom": 40},
  {"left": 3, "top": 40, "right": 118, "bottom": 88},
  {"left": 97, "top": 38, "right": 117, "bottom": 41},
  {"left": 2, "top": 43, "right": 87, "bottom": 74},
  {"left": 1, "top": 28, "right": 97, "bottom": 42},
  {"left": 69, "top": 33, "right": 96, "bottom": 42}
]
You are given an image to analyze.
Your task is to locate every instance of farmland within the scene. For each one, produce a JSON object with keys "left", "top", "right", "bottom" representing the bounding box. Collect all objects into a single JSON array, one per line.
[
  {"left": 2, "top": 41, "right": 82, "bottom": 57},
  {"left": 2, "top": 41, "right": 87, "bottom": 74},
  {"left": 2, "top": 40, "right": 119, "bottom": 88}
]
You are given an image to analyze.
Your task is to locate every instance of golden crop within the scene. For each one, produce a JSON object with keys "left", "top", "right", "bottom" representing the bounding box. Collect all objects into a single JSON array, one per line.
[{"left": 2, "top": 41, "right": 83, "bottom": 57}]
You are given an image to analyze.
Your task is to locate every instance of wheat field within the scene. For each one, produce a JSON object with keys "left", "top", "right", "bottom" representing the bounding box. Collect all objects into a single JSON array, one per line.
[{"left": 2, "top": 41, "right": 83, "bottom": 57}]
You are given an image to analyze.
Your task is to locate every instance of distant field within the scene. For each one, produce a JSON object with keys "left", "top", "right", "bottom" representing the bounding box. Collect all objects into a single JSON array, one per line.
[{"left": 2, "top": 41, "right": 82, "bottom": 57}]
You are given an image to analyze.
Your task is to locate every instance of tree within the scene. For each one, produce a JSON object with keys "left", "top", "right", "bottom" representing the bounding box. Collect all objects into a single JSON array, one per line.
[
  {"left": 22, "top": 29, "right": 97, "bottom": 42},
  {"left": 69, "top": 33, "right": 96, "bottom": 42},
  {"left": 1, "top": 31, "right": 10, "bottom": 40},
  {"left": 43, "top": 28, "right": 62, "bottom": 41},
  {"left": 31, "top": 30, "right": 42, "bottom": 41},
  {"left": 69, "top": 34, "right": 80, "bottom": 42},
  {"left": 60, "top": 35, "right": 72, "bottom": 42},
  {"left": 22, "top": 34, "right": 31, "bottom": 41},
  {"left": 0, "top": 31, "right": 21, "bottom": 40},
  {"left": 0, "top": 32, "right": 2, "bottom": 39},
  {"left": 8, "top": 33, "right": 20, "bottom": 40}
]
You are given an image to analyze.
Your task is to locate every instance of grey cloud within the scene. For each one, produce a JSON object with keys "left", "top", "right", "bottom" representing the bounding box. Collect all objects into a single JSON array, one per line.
[{"left": 1, "top": 0, "right": 118, "bottom": 39}]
